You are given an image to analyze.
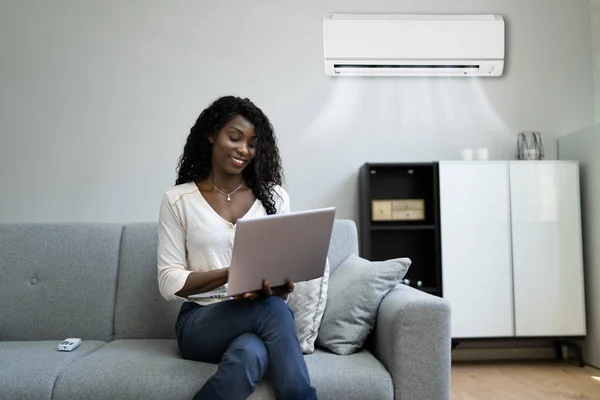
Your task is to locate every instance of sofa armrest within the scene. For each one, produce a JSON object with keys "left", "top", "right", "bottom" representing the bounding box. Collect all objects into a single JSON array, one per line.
[{"left": 372, "top": 284, "right": 451, "bottom": 400}]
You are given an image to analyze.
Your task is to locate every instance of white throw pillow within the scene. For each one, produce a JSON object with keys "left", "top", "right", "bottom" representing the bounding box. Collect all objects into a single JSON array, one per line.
[{"left": 287, "top": 258, "right": 330, "bottom": 354}]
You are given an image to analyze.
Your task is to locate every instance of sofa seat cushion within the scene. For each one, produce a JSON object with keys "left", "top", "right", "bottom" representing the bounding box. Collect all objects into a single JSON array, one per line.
[
  {"left": 52, "top": 339, "right": 214, "bottom": 400},
  {"left": 52, "top": 340, "right": 393, "bottom": 400},
  {"left": 301, "top": 348, "right": 393, "bottom": 400},
  {"left": 0, "top": 340, "right": 106, "bottom": 400}
]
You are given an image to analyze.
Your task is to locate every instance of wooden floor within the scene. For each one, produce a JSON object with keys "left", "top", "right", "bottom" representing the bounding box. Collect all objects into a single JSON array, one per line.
[{"left": 451, "top": 360, "right": 600, "bottom": 400}]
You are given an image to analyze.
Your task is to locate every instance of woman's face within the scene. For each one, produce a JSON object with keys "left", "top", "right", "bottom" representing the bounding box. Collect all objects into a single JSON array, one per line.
[{"left": 209, "top": 115, "right": 257, "bottom": 176}]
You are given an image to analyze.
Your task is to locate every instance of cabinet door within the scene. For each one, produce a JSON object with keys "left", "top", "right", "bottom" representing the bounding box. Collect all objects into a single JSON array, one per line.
[
  {"left": 439, "top": 161, "right": 514, "bottom": 338},
  {"left": 510, "top": 161, "right": 586, "bottom": 336}
]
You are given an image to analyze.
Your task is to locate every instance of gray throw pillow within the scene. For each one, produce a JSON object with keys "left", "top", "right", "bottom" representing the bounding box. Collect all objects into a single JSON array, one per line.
[{"left": 316, "top": 254, "right": 411, "bottom": 355}]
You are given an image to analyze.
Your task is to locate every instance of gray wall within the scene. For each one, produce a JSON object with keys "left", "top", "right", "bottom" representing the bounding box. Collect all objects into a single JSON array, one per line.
[
  {"left": 0, "top": 0, "right": 593, "bottom": 223},
  {"left": 592, "top": 0, "right": 600, "bottom": 122},
  {"left": 558, "top": 127, "right": 600, "bottom": 369}
]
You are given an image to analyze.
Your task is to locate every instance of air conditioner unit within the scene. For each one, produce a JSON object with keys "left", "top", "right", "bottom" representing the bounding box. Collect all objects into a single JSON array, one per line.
[{"left": 323, "top": 13, "right": 505, "bottom": 77}]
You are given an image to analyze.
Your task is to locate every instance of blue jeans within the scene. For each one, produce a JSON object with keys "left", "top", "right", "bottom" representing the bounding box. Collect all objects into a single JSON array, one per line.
[{"left": 176, "top": 296, "right": 317, "bottom": 400}]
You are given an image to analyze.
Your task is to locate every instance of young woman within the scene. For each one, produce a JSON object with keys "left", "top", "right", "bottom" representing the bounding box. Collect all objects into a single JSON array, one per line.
[{"left": 157, "top": 96, "right": 317, "bottom": 400}]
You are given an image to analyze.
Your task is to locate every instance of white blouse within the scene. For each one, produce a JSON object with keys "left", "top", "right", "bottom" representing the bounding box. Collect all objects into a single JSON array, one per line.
[{"left": 157, "top": 181, "right": 290, "bottom": 306}]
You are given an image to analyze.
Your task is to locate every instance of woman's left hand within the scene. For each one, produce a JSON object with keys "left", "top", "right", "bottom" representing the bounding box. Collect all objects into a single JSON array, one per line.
[
  {"left": 234, "top": 279, "right": 294, "bottom": 300},
  {"left": 267, "top": 279, "right": 295, "bottom": 299}
]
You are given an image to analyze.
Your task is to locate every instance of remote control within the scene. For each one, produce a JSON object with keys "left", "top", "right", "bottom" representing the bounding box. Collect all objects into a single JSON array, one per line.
[{"left": 58, "top": 338, "right": 82, "bottom": 352}]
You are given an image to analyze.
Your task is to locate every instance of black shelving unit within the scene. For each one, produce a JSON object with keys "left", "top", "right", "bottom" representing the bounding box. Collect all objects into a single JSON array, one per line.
[{"left": 358, "top": 162, "right": 443, "bottom": 297}]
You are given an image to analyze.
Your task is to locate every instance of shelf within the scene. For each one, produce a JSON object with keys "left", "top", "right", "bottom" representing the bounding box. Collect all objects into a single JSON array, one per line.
[
  {"left": 371, "top": 224, "right": 436, "bottom": 231},
  {"left": 359, "top": 162, "right": 443, "bottom": 298}
]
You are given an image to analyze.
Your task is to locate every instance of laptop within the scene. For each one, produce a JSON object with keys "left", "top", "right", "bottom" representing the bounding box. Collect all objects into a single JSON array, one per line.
[{"left": 188, "top": 207, "right": 335, "bottom": 299}]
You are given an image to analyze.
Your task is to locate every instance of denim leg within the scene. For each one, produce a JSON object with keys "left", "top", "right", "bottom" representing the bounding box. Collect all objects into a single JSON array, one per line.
[
  {"left": 252, "top": 297, "right": 317, "bottom": 400},
  {"left": 176, "top": 299, "right": 317, "bottom": 400},
  {"left": 194, "top": 333, "right": 269, "bottom": 400}
]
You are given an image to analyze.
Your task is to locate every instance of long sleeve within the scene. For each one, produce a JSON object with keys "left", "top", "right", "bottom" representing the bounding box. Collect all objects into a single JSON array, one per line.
[{"left": 157, "top": 194, "right": 192, "bottom": 301}]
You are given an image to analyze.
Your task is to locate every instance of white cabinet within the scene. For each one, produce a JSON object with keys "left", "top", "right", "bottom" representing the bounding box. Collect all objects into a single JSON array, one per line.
[
  {"left": 439, "top": 160, "right": 586, "bottom": 339},
  {"left": 509, "top": 162, "right": 586, "bottom": 337},
  {"left": 439, "top": 161, "right": 514, "bottom": 338}
]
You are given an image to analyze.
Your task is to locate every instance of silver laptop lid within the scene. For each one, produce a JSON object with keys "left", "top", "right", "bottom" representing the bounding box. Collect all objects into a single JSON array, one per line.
[{"left": 227, "top": 207, "right": 336, "bottom": 296}]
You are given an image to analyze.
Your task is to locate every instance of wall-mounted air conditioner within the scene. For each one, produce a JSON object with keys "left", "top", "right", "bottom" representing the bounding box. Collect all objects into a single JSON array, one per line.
[{"left": 323, "top": 13, "right": 505, "bottom": 77}]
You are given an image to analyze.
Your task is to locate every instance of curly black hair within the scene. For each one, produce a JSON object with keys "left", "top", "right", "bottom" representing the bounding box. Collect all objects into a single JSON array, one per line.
[{"left": 175, "top": 95, "right": 284, "bottom": 215}]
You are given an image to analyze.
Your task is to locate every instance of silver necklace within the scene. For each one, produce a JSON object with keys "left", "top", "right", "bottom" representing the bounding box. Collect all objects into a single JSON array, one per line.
[{"left": 208, "top": 178, "right": 244, "bottom": 202}]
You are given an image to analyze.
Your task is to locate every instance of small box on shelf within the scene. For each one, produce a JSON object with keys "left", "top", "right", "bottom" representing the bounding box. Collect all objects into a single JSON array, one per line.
[{"left": 371, "top": 199, "right": 425, "bottom": 221}]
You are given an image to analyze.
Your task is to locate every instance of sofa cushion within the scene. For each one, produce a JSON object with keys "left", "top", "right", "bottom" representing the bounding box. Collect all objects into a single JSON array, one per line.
[
  {"left": 317, "top": 254, "right": 411, "bottom": 355},
  {"left": 0, "top": 340, "right": 106, "bottom": 400},
  {"left": 52, "top": 340, "right": 209, "bottom": 400},
  {"left": 114, "top": 223, "right": 183, "bottom": 340},
  {"left": 327, "top": 220, "right": 359, "bottom": 275},
  {"left": 52, "top": 340, "right": 393, "bottom": 400},
  {"left": 300, "top": 348, "right": 393, "bottom": 400},
  {"left": 0, "top": 223, "right": 122, "bottom": 342}
]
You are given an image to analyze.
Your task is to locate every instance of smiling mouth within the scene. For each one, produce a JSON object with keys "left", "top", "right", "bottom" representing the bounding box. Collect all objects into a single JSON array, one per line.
[{"left": 230, "top": 156, "right": 246, "bottom": 167}]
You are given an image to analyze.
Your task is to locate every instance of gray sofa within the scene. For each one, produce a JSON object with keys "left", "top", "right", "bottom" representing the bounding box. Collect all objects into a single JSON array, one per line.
[{"left": 0, "top": 220, "right": 451, "bottom": 400}]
